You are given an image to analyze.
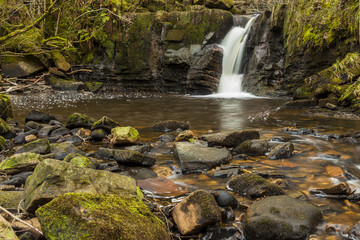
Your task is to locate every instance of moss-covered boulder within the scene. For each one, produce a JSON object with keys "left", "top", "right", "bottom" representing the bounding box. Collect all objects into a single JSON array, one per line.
[
  {"left": 0, "top": 152, "right": 43, "bottom": 175},
  {"left": 64, "top": 153, "right": 97, "bottom": 169},
  {"left": 0, "top": 55, "right": 44, "bottom": 78},
  {"left": 0, "top": 94, "right": 13, "bottom": 121},
  {"left": 49, "top": 76, "right": 85, "bottom": 91},
  {"left": 91, "top": 116, "right": 121, "bottom": 133},
  {"left": 0, "top": 215, "right": 18, "bottom": 240},
  {"left": 235, "top": 139, "right": 269, "bottom": 156},
  {"left": 205, "top": 0, "right": 234, "bottom": 10},
  {"left": 0, "top": 118, "right": 16, "bottom": 139},
  {"left": 97, "top": 148, "right": 155, "bottom": 167},
  {"left": 50, "top": 51, "right": 71, "bottom": 72},
  {"left": 0, "top": 136, "right": 6, "bottom": 151},
  {"left": 227, "top": 173, "right": 285, "bottom": 199},
  {"left": 50, "top": 142, "right": 85, "bottom": 160},
  {"left": 172, "top": 190, "right": 221, "bottom": 235},
  {"left": 66, "top": 112, "right": 95, "bottom": 129},
  {"left": 200, "top": 130, "right": 260, "bottom": 148},
  {"left": 23, "top": 159, "right": 139, "bottom": 213},
  {"left": 110, "top": 126, "right": 140, "bottom": 146},
  {"left": 15, "top": 138, "right": 51, "bottom": 155},
  {"left": 85, "top": 82, "right": 103, "bottom": 92},
  {"left": 36, "top": 192, "right": 170, "bottom": 240},
  {"left": 244, "top": 196, "right": 322, "bottom": 240}
]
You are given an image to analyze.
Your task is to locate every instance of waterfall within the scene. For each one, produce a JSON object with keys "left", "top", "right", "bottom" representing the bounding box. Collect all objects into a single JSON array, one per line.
[{"left": 214, "top": 16, "right": 257, "bottom": 98}]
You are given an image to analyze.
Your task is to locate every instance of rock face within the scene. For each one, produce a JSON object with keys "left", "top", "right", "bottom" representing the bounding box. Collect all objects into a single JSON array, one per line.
[
  {"left": 227, "top": 173, "right": 284, "bottom": 198},
  {"left": 172, "top": 190, "right": 221, "bottom": 235},
  {"left": 173, "top": 142, "right": 231, "bottom": 173},
  {"left": 23, "top": 159, "right": 138, "bottom": 213},
  {"left": 244, "top": 196, "right": 322, "bottom": 240},
  {"left": 200, "top": 130, "right": 260, "bottom": 148},
  {"left": 36, "top": 193, "right": 170, "bottom": 240},
  {"left": 110, "top": 126, "right": 140, "bottom": 146},
  {"left": 0, "top": 152, "right": 43, "bottom": 175}
]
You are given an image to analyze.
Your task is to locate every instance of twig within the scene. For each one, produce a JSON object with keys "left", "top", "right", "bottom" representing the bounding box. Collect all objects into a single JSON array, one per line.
[
  {"left": 0, "top": 73, "right": 47, "bottom": 94},
  {"left": 67, "top": 69, "right": 93, "bottom": 75},
  {"left": 0, "top": 205, "right": 43, "bottom": 235}
]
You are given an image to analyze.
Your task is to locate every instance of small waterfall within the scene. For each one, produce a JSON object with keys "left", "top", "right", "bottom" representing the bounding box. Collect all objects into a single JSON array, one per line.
[{"left": 215, "top": 16, "right": 257, "bottom": 98}]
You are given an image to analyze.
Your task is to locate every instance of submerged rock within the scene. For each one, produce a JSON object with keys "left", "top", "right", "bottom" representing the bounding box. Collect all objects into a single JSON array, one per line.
[
  {"left": 25, "top": 110, "right": 56, "bottom": 123},
  {"left": 172, "top": 190, "right": 221, "bottom": 235},
  {"left": 244, "top": 196, "right": 322, "bottom": 240},
  {"left": 200, "top": 130, "right": 260, "bottom": 148},
  {"left": 137, "top": 176, "right": 188, "bottom": 197},
  {"left": 23, "top": 159, "right": 138, "bottom": 213},
  {"left": 152, "top": 120, "right": 190, "bottom": 132},
  {"left": 66, "top": 112, "right": 95, "bottom": 129},
  {"left": 0, "top": 152, "right": 43, "bottom": 175},
  {"left": 110, "top": 126, "right": 140, "bottom": 146},
  {"left": 235, "top": 139, "right": 269, "bottom": 156},
  {"left": 267, "top": 142, "right": 294, "bottom": 160},
  {"left": 227, "top": 173, "right": 284, "bottom": 199},
  {"left": 36, "top": 192, "right": 170, "bottom": 240},
  {"left": 172, "top": 142, "right": 231, "bottom": 173}
]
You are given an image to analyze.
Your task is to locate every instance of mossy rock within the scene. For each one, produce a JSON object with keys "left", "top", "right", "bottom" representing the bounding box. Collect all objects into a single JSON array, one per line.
[
  {"left": 0, "top": 152, "right": 43, "bottom": 175},
  {"left": 0, "top": 136, "right": 6, "bottom": 151},
  {"left": 50, "top": 51, "right": 71, "bottom": 72},
  {"left": 36, "top": 192, "right": 170, "bottom": 240},
  {"left": 64, "top": 153, "right": 97, "bottom": 169},
  {"left": 15, "top": 138, "right": 51, "bottom": 155},
  {"left": 235, "top": 139, "right": 269, "bottom": 156},
  {"left": 0, "top": 94, "right": 13, "bottom": 121},
  {"left": 0, "top": 215, "right": 18, "bottom": 240},
  {"left": 66, "top": 112, "right": 95, "bottom": 129},
  {"left": 110, "top": 126, "right": 140, "bottom": 146},
  {"left": 0, "top": 191, "right": 24, "bottom": 210},
  {"left": 91, "top": 116, "right": 121, "bottom": 133},
  {"left": 0, "top": 118, "right": 15, "bottom": 139},
  {"left": 50, "top": 142, "right": 85, "bottom": 160},
  {"left": 85, "top": 82, "right": 103, "bottom": 92},
  {"left": 293, "top": 87, "right": 312, "bottom": 100},
  {"left": 49, "top": 76, "right": 85, "bottom": 91}
]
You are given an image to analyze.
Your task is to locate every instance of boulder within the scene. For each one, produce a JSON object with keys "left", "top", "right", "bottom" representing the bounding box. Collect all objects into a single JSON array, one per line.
[
  {"left": 90, "top": 128, "right": 108, "bottom": 140},
  {"left": 25, "top": 134, "right": 37, "bottom": 142},
  {"left": 172, "top": 190, "right": 221, "bottom": 235},
  {"left": 50, "top": 51, "right": 71, "bottom": 72},
  {"left": 227, "top": 173, "right": 285, "bottom": 199},
  {"left": 66, "top": 112, "right": 95, "bottom": 129},
  {"left": 0, "top": 171, "right": 32, "bottom": 187},
  {"left": 0, "top": 55, "right": 44, "bottom": 78},
  {"left": 267, "top": 142, "right": 294, "bottom": 160},
  {"left": 172, "top": 142, "right": 231, "bottom": 173},
  {"left": 24, "top": 121, "right": 42, "bottom": 132},
  {"left": 0, "top": 94, "right": 13, "bottom": 120},
  {"left": 137, "top": 177, "right": 188, "bottom": 198},
  {"left": 91, "top": 116, "right": 121, "bottom": 133},
  {"left": 64, "top": 154, "right": 97, "bottom": 169},
  {"left": 205, "top": 0, "right": 234, "bottom": 10},
  {"left": 36, "top": 192, "right": 170, "bottom": 240},
  {"left": 200, "top": 130, "right": 260, "bottom": 148},
  {"left": 152, "top": 120, "right": 190, "bottom": 132},
  {"left": 50, "top": 142, "right": 85, "bottom": 160},
  {"left": 25, "top": 110, "right": 56, "bottom": 123},
  {"left": 0, "top": 118, "right": 16, "bottom": 139},
  {"left": 235, "top": 139, "right": 269, "bottom": 156},
  {"left": 211, "top": 190, "right": 239, "bottom": 209},
  {"left": 38, "top": 125, "right": 60, "bottom": 137},
  {"left": 110, "top": 126, "right": 140, "bottom": 146},
  {"left": 244, "top": 196, "right": 322, "bottom": 240},
  {"left": 125, "top": 144, "right": 153, "bottom": 153},
  {"left": 85, "top": 81, "right": 103, "bottom": 92},
  {"left": 23, "top": 159, "right": 139, "bottom": 213},
  {"left": 49, "top": 77, "right": 85, "bottom": 90},
  {"left": 0, "top": 215, "right": 18, "bottom": 240},
  {"left": 175, "top": 130, "right": 195, "bottom": 142},
  {"left": 0, "top": 152, "right": 43, "bottom": 174},
  {"left": 0, "top": 136, "right": 6, "bottom": 151},
  {"left": 97, "top": 148, "right": 155, "bottom": 167},
  {"left": 15, "top": 138, "right": 51, "bottom": 154},
  {"left": 158, "top": 129, "right": 183, "bottom": 142}
]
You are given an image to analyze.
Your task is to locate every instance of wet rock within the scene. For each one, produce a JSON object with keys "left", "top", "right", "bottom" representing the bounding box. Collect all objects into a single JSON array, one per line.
[
  {"left": 244, "top": 196, "right": 322, "bottom": 240},
  {"left": 235, "top": 139, "right": 269, "bottom": 156},
  {"left": 125, "top": 144, "right": 153, "bottom": 153},
  {"left": 50, "top": 142, "right": 85, "bottom": 160},
  {"left": 227, "top": 173, "right": 285, "bottom": 199},
  {"left": 91, "top": 116, "right": 121, "bottom": 133},
  {"left": 64, "top": 135, "right": 83, "bottom": 144},
  {"left": 172, "top": 190, "right": 221, "bottom": 235},
  {"left": 25, "top": 110, "right": 56, "bottom": 123},
  {"left": 211, "top": 190, "right": 239, "bottom": 209},
  {"left": 175, "top": 130, "right": 195, "bottom": 142},
  {"left": 0, "top": 214, "right": 18, "bottom": 240},
  {"left": 15, "top": 138, "right": 51, "bottom": 154},
  {"left": 13, "top": 134, "right": 26, "bottom": 144},
  {"left": 0, "top": 136, "right": 6, "bottom": 151},
  {"left": 50, "top": 51, "right": 71, "bottom": 72},
  {"left": 152, "top": 120, "right": 190, "bottom": 132},
  {"left": 344, "top": 221, "right": 360, "bottom": 240},
  {"left": 0, "top": 94, "right": 13, "bottom": 120},
  {"left": 205, "top": 0, "right": 234, "bottom": 10},
  {"left": 97, "top": 148, "right": 155, "bottom": 167},
  {"left": 158, "top": 129, "right": 182, "bottom": 142},
  {"left": 36, "top": 192, "right": 170, "bottom": 240},
  {"left": 110, "top": 126, "right": 140, "bottom": 146},
  {"left": 50, "top": 127, "right": 70, "bottom": 137},
  {"left": 325, "top": 102, "right": 337, "bottom": 110},
  {"left": 137, "top": 176, "right": 188, "bottom": 197},
  {"left": 284, "top": 99, "right": 317, "bottom": 108},
  {"left": 202, "top": 226, "right": 242, "bottom": 240},
  {"left": 172, "top": 142, "right": 231, "bottom": 173},
  {"left": 64, "top": 153, "right": 97, "bottom": 169},
  {"left": 309, "top": 182, "right": 354, "bottom": 196},
  {"left": 49, "top": 76, "right": 85, "bottom": 90},
  {"left": 38, "top": 124, "right": 59, "bottom": 137},
  {"left": 326, "top": 166, "right": 344, "bottom": 177},
  {"left": 0, "top": 153, "right": 43, "bottom": 175},
  {"left": 284, "top": 127, "right": 317, "bottom": 135},
  {"left": 23, "top": 159, "right": 138, "bottom": 213},
  {"left": 66, "top": 112, "right": 95, "bottom": 129},
  {"left": 293, "top": 87, "right": 312, "bottom": 100},
  {"left": 0, "top": 191, "right": 24, "bottom": 211},
  {"left": 206, "top": 168, "right": 240, "bottom": 178},
  {"left": 267, "top": 142, "right": 294, "bottom": 160},
  {"left": 0, "top": 118, "right": 16, "bottom": 139},
  {"left": 0, "top": 171, "right": 32, "bottom": 187},
  {"left": 24, "top": 121, "right": 42, "bottom": 132},
  {"left": 200, "top": 130, "right": 260, "bottom": 148},
  {"left": 270, "top": 135, "right": 292, "bottom": 142},
  {"left": 120, "top": 168, "right": 157, "bottom": 180},
  {"left": 85, "top": 82, "right": 103, "bottom": 92},
  {"left": 90, "top": 128, "right": 108, "bottom": 140}
]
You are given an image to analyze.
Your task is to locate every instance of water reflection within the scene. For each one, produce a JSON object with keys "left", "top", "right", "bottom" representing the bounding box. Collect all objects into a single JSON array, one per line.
[{"left": 218, "top": 98, "right": 246, "bottom": 130}]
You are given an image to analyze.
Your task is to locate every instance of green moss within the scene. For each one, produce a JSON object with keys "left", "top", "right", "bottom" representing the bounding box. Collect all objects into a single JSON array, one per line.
[
  {"left": 0, "top": 94, "right": 13, "bottom": 121},
  {"left": 85, "top": 82, "right": 103, "bottom": 92},
  {"left": 0, "top": 136, "right": 6, "bottom": 151},
  {"left": 0, "top": 118, "right": 14, "bottom": 138},
  {"left": 0, "top": 152, "right": 43, "bottom": 172},
  {"left": 111, "top": 126, "right": 140, "bottom": 145}
]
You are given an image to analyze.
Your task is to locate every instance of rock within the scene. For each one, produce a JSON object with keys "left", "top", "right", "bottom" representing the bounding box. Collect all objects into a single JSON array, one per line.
[
  {"left": 158, "top": 129, "right": 182, "bottom": 142},
  {"left": 64, "top": 135, "right": 83, "bottom": 144},
  {"left": 205, "top": 0, "right": 234, "bottom": 10},
  {"left": 0, "top": 152, "right": 43, "bottom": 174},
  {"left": 0, "top": 171, "right": 32, "bottom": 187},
  {"left": 64, "top": 153, "right": 97, "bottom": 169},
  {"left": 172, "top": 142, "right": 231, "bottom": 173},
  {"left": 211, "top": 190, "right": 239, "bottom": 209},
  {"left": 175, "top": 130, "right": 195, "bottom": 142},
  {"left": 267, "top": 142, "right": 294, "bottom": 160},
  {"left": 244, "top": 196, "right": 322, "bottom": 240},
  {"left": 125, "top": 144, "right": 153, "bottom": 153},
  {"left": 137, "top": 177, "right": 188, "bottom": 198},
  {"left": 110, "top": 126, "right": 140, "bottom": 146},
  {"left": 152, "top": 120, "right": 190, "bottom": 132},
  {"left": 38, "top": 125, "right": 59, "bottom": 137},
  {"left": 326, "top": 166, "right": 344, "bottom": 177},
  {"left": 120, "top": 168, "right": 157, "bottom": 180},
  {"left": 0, "top": 136, "right": 6, "bottom": 151},
  {"left": 1, "top": 55, "right": 44, "bottom": 78},
  {"left": 24, "top": 121, "right": 42, "bottom": 132},
  {"left": 85, "top": 82, "right": 103, "bottom": 92},
  {"left": 15, "top": 138, "right": 51, "bottom": 154},
  {"left": 310, "top": 182, "right": 353, "bottom": 196},
  {"left": 0, "top": 94, "right": 13, "bottom": 120},
  {"left": 344, "top": 221, "right": 360, "bottom": 240},
  {"left": 13, "top": 134, "right": 26, "bottom": 144},
  {"left": 325, "top": 102, "right": 337, "bottom": 110},
  {"left": 172, "top": 190, "right": 221, "bottom": 235},
  {"left": 227, "top": 173, "right": 285, "bottom": 199},
  {"left": 0, "top": 191, "right": 24, "bottom": 210},
  {"left": 235, "top": 139, "right": 269, "bottom": 156},
  {"left": 23, "top": 159, "right": 139, "bottom": 213},
  {"left": 36, "top": 192, "right": 170, "bottom": 240},
  {"left": 50, "top": 127, "right": 70, "bottom": 137},
  {"left": 50, "top": 142, "right": 85, "bottom": 160},
  {"left": 91, "top": 116, "right": 121, "bottom": 133},
  {"left": 284, "top": 99, "right": 318, "bottom": 108},
  {"left": 90, "top": 128, "right": 108, "bottom": 140},
  {"left": 200, "top": 130, "right": 260, "bottom": 148},
  {"left": 202, "top": 226, "right": 242, "bottom": 240},
  {"left": 49, "top": 77, "right": 85, "bottom": 90},
  {"left": 0, "top": 118, "right": 16, "bottom": 139},
  {"left": 293, "top": 87, "right": 312, "bottom": 100},
  {"left": 66, "top": 112, "right": 95, "bottom": 129},
  {"left": 50, "top": 51, "right": 71, "bottom": 72},
  {"left": 0, "top": 214, "right": 19, "bottom": 240},
  {"left": 206, "top": 168, "right": 240, "bottom": 178},
  {"left": 25, "top": 110, "right": 56, "bottom": 123},
  {"left": 97, "top": 148, "right": 155, "bottom": 167},
  {"left": 25, "top": 134, "right": 37, "bottom": 143}
]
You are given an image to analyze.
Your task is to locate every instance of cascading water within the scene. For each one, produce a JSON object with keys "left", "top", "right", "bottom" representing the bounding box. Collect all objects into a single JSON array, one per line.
[{"left": 214, "top": 16, "right": 257, "bottom": 98}]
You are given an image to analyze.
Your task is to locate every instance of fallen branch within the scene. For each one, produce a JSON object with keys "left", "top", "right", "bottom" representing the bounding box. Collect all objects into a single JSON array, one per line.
[
  {"left": 67, "top": 69, "right": 93, "bottom": 75},
  {"left": 0, "top": 73, "right": 47, "bottom": 94}
]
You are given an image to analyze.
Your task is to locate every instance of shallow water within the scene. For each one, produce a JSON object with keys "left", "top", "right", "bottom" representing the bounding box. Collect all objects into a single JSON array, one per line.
[{"left": 9, "top": 91, "right": 360, "bottom": 239}]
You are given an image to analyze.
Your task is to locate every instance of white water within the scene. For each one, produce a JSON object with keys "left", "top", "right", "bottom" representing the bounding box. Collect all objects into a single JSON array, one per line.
[{"left": 212, "top": 16, "right": 257, "bottom": 98}]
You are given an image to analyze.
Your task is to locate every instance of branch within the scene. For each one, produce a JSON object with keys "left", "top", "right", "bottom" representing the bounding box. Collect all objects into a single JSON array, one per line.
[{"left": 0, "top": 0, "right": 58, "bottom": 44}]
